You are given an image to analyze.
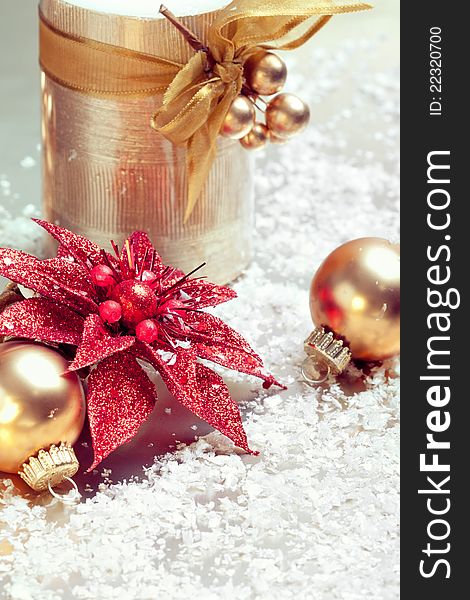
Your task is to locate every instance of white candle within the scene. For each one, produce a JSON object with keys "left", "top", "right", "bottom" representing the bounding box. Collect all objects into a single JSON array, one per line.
[{"left": 64, "top": 0, "right": 230, "bottom": 18}]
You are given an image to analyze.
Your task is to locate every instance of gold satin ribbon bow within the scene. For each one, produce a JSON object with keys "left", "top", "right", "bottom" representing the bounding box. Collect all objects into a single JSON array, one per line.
[{"left": 40, "top": 0, "right": 372, "bottom": 220}]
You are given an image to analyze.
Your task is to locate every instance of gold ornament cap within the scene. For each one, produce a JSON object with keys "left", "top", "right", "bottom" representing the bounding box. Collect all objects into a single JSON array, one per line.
[
  {"left": 302, "top": 326, "right": 352, "bottom": 385},
  {"left": 19, "top": 443, "right": 79, "bottom": 492}
]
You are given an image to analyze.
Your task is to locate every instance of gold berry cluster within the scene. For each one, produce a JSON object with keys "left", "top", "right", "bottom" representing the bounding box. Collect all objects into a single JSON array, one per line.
[{"left": 220, "top": 51, "right": 310, "bottom": 150}]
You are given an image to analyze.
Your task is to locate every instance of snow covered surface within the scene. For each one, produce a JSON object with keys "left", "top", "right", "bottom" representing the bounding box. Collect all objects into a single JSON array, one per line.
[{"left": 0, "top": 35, "right": 399, "bottom": 600}]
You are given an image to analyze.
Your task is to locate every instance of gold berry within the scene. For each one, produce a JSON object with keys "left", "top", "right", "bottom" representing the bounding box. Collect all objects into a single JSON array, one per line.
[
  {"left": 266, "top": 93, "right": 310, "bottom": 139},
  {"left": 244, "top": 51, "right": 288, "bottom": 96},
  {"left": 220, "top": 95, "right": 256, "bottom": 140},
  {"left": 239, "top": 122, "right": 269, "bottom": 150}
]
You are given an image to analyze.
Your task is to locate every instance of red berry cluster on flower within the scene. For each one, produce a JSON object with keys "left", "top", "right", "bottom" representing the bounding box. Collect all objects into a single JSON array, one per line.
[{"left": 89, "top": 239, "right": 210, "bottom": 346}]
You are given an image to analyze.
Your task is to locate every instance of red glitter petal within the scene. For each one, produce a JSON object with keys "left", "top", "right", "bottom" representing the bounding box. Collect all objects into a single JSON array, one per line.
[
  {"left": 137, "top": 342, "right": 197, "bottom": 393},
  {"left": 55, "top": 243, "right": 120, "bottom": 277},
  {"left": 56, "top": 245, "right": 74, "bottom": 261},
  {"left": 0, "top": 297, "right": 84, "bottom": 345},
  {"left": 69, "top": 314, "right": 134, "bottom": 371},
  {"left": 43, "top": 258, "right": 98, "bottom": 299},
  {"left": 159, "top": 267, "right": 186, "bottom": 292},
  {"left": 184, "top": 311, "right": 262, "bottom": 358},
  {"left": 178, "top": 280, "right": 237, "bottom": 308},
  {"left": 86, "top": 350, "right": 157, "bottom": 470},
  {"left": 33, "top": 218, "right": 103, "bottom": 266},
  {"left": 195, "top": 362, "right": 254, "bottom": 453},
  {"left": 136, "top": 343, "right": 254, "bottom": 453},
  {"left": 196, "top": 343, "right": 285, "bottom": 389},
  {"left": 0, "top": 249, "right": 98, "bottom": 315},
  {"left": 120, "top": 232, "right": 164, "bottom": 278}
]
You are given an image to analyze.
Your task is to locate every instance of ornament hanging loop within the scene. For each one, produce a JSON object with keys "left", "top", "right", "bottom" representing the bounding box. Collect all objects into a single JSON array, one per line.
[
  {"left": 302, "top": 326, "right": 352, "bottom": 386},
  {"left": 48, "top": 477, "right": 81, "bottom": 506},
  {"left": 301, "top": 355, "right": 330, "bottom": 386}
]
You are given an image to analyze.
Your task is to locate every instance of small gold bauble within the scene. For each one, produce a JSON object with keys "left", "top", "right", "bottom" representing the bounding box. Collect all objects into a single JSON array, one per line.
[
  {"left": 309, "top": 238, "right": 400, "bottom": 362},
  {"left": 266, "top": 93, "right": 310, "bottom": 139},
  {"left": 244, "top": 51, "right": 288, "bottom": 96},
  {"left": 239, "top": 122, "right": 269, "bottom": 150},
  {"left": 0, "top": 341, "right": 85, "bottom": 473},
  {"left": 220, "top": 95, "right": 255, "bottom": 139},
  {"left": 268, "top": 129, "right": 288, "bottom": 145}
]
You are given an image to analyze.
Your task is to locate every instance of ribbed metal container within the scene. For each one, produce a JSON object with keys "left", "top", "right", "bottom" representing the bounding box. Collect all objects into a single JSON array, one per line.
[{"left": 39, "top": 0, "right": 254, "bottom": 283}]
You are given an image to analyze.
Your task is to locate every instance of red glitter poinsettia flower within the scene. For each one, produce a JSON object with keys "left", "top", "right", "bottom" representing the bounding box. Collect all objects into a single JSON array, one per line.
[{"left": 0, "top": 220, "right": 283, "bottom": 469}]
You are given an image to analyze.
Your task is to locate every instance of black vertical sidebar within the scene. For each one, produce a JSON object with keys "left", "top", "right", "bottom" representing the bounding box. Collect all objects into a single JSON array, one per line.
[{"left": 401, "top": 1, "right": 467, "bottom": 597}]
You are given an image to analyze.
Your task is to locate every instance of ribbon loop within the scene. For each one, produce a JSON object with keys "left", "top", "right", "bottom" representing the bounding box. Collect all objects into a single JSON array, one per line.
[{"left": 213, "top": 61, "right": 244, "bottom": 87}]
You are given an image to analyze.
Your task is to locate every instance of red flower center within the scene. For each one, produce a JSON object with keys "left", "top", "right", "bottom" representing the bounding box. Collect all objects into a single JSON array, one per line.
[
  {"left": 110, "top": 279, "right": 158, "bottom": 329},
  {"left": 156, "top": 298, "right": 186, "bottom": 319}
]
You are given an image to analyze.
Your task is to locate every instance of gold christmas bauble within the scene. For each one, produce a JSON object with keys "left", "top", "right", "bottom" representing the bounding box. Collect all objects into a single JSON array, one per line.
[
  {"left": 220, "top": 95, "right": 255, "bottom": 139},
  {"left": 239, "top": 122, "right": 269, "bottom": 150},
  {"left": 0, "top": 341, "right": 85, "bottom": 473},
  {"left": 266, "top": 93, "right": 310, "bottom": 139},
  {"left": 244, "top": 51, "right": 288, "bottom": 96},
  {"left": 268, "top": 130, "right": 288, "bottom": 145},
  {"left": 309, "top": 238, "right": 400, "bottom": 361}
]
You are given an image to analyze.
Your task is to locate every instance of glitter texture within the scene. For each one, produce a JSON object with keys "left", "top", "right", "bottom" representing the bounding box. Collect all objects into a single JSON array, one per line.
[
  {"left": 34, "top": 218, "right": 103, "bottom": 265},
  {"left": 86, "top": 351, "right": 157, "bottom": 469},
  {"left": 196, "top": 343, "right": 278, "bottom": 389},
  {"left": 68, "top": 314, "right": 135, "bottom": 371},
  {"left": 184, "top": 311, "right": 263, "bottom": 358},
  {"left": 119, "top": 231, "right": 165, "bottom": 279},
  {"left": 0, "top": 297, "right": 84, "bottom": 345},
  {"left": 136, "top": 342, "right": 253, "bottom": 454},
  {"left": 0, "top": 224, "right": 281, "bottom": 468},
  {"left": 0, "top": 249, "right": 98, "bottom": 314},
  {"left": 176, "top": 279, "right": 238, "bottom": 308}
]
